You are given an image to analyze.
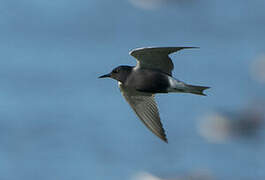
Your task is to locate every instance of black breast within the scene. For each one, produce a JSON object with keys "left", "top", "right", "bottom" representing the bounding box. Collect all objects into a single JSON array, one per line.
[{"left": 125, "top": 68, "right": 170, "bottom": 93}]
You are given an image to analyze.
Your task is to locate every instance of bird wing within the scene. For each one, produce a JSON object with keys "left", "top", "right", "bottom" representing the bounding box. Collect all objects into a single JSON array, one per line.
[
  {"left": 129, "top": 47, "right": 198, "bottom": 75},
  {"left": 119, "top": 84, "right": 167, "bottom": 142}
]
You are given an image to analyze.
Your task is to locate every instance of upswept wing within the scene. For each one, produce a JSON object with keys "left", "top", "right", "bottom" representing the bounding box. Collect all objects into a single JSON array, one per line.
[
  {"left": 129, "top": 47, "right": 198, "bottom": 75},
  {"left": 120, "top": 85, "right": 167, "bottom": 142}
]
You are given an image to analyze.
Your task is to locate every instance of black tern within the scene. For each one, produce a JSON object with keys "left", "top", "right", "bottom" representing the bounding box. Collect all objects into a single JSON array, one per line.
[{"left": 99, "top": 47, "right": 210, "bottom": 142}]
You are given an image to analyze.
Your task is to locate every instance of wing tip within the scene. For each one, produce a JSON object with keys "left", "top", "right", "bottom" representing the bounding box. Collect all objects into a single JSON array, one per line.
[
  {"left": 180, "top": 46, "right": 200, "bottom": 50},
  {"left": 158, "top": 129, "right": 168, "bottom": 143},
  {"left": 161, "top": 136, "right": 168, "bottom": 143}
]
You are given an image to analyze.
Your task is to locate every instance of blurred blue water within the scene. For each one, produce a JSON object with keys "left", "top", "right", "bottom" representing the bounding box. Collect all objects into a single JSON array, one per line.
[{"left": 0, "top": 0, "right": 265, "bottom": 179}]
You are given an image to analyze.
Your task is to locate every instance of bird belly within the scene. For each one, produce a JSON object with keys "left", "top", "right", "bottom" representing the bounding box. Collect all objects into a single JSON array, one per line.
[{"left": 125, "top": 69, "right": 171, "bottom": 94}]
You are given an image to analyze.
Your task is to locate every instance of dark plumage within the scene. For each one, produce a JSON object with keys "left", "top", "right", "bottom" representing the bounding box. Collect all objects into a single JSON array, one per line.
[
  {"left": 99, "top": 46, "right": 210, "bottom": 142},
  {"left": 125, "top": 68, "right": 170, "bottom": 93}
]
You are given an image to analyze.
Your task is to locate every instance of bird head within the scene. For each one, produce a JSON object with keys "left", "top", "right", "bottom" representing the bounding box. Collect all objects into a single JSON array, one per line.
[{"left": 99, "top": 65, "right": 132, "bottom": 83}]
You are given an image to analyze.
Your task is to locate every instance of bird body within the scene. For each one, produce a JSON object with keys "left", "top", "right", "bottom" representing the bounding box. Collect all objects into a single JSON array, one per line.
[
  {"left": 124, "top": 67, "right": 171, "bottom": 93},
  {"left": 99, "top": 47, "right": 210, "bottom": 142}
]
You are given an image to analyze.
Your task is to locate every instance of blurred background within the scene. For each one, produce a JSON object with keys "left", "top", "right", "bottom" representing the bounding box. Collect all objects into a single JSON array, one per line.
[{"left": 0, "top": 0, "right": 265, "bottom": 179}]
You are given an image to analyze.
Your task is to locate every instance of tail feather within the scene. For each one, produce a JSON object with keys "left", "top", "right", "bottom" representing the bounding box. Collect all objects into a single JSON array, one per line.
[{"left": 185, "top": 84, "right": 210, "bottom": 96}]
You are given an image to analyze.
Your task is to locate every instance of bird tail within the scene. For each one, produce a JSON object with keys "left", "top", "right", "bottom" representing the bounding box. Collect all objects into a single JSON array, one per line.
[{"left": 184, "top": 84, "right": 210, "bottom": 96}]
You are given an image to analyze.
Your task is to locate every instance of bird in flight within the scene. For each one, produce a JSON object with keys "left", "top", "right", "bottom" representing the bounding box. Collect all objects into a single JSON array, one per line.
[{"left": 99, "top": 47, "right": 210, "bottom": 142}]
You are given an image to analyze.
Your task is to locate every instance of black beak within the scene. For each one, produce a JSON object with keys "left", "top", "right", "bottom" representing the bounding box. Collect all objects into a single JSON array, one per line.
[{"left": 98, "top": 73, "right": 111, "bottom": 78}]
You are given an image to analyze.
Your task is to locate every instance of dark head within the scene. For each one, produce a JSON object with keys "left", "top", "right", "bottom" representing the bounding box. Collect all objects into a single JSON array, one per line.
[{"left": 99, "top": 66, "right": 133, "bottom": 83}]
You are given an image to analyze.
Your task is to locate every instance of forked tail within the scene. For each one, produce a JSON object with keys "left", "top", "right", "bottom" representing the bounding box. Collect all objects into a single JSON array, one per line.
[{"left": 185, "top": 84, "right": 210, "bottom": 96}]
